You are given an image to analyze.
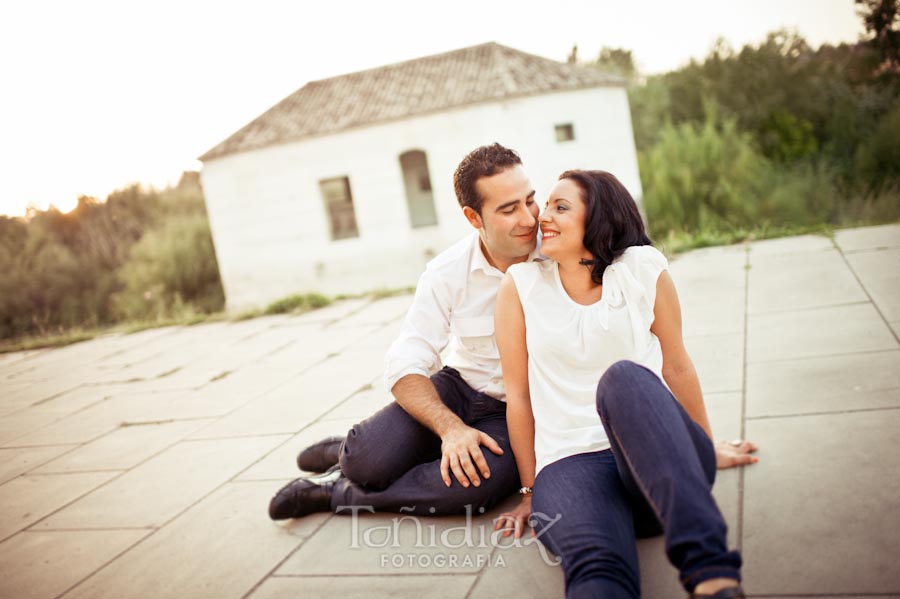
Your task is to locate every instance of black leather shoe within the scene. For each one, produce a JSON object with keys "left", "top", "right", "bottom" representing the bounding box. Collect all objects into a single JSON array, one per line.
[
  {"left": 690, "top": 585, "right": 745, "bottom": 599},
  {"left": 296, "top": 436, "right": 344, "bottom": 472},
  {"left": 268, "top": 466, "right": 342, "bottom": 520}
]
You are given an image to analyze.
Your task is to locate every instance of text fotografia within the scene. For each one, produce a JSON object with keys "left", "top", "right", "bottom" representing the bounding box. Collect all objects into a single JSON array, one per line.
[{"left": 335, "top": 504, "right": 562, "bottom": 568}]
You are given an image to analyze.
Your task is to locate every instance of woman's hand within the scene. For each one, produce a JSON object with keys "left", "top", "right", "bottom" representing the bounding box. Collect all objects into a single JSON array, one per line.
[
  {"left": 493, "top": 495, "right": 534, "bottom": 539},
  {"left": 715, "top": 439, "right": 759, "bottom": 469}
]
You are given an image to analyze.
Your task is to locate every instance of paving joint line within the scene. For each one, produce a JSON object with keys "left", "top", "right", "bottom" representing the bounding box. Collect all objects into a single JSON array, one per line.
[
  {"left": 747, "top": 347, "right": 900, "bottom": 365},
  {"left": 736, "top": 243, "right": 750, "bottom": 552},
  {"left": 51, "top": 529, "right": 156, "bottom": 599},
  {"left": 832, "top": 236, "right": 900, "bottom": 347},
  {"left": 746, "top": 405, "right": 900, "bottom": 421},
  {"left": 239, "top": 514, "right": 336, "bottom": 599}
]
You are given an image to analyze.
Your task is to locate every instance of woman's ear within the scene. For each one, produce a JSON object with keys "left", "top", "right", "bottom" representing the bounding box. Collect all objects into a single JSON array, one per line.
[{"left": 462, "top": 206, "right": 483, "bottom": 230}]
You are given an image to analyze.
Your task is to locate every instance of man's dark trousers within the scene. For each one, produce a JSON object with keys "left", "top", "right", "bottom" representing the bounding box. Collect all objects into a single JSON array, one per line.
[{"left": 330, "top": 367, "right": 519, "bottom": 516}]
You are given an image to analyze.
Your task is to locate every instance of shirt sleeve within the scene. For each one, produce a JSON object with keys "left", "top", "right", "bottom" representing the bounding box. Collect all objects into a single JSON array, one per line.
[{"left": 383, "top": 268, "right": 452, "bottom": 392}]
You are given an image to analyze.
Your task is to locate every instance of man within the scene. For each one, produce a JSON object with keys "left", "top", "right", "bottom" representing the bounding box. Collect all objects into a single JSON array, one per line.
[{"left": 268, "top": 143, "right": 540, "bottom": 519}]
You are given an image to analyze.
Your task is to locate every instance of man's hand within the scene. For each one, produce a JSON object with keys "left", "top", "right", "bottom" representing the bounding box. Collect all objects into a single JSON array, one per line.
[
  {"left": 439, "top": 423, "right": 504, "bottom": 487},
  {"left": 715, "top": 439, "right": 759, "bottom": 469},
  {"left": 494, "top": 495, "right": 533, "bottom": 539}
]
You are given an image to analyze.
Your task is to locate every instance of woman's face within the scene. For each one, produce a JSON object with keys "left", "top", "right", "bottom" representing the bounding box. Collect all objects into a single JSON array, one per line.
[{"left": 539, "top": 178, "right": 590, "bottom": 262}]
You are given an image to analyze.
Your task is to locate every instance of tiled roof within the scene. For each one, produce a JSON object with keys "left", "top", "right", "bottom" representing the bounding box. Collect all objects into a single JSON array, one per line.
[{"left": 199, "top": 42, "right": 624, "bottom": 161}]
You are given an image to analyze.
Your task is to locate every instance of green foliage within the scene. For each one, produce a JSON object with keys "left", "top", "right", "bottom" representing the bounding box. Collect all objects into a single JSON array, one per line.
[
  {"left": 854, "top": 99, "right": 900, "bottom": 191},
  {"left": 0, "top": 173, "right": 226, "bottom": 340},
  {"left": 856, "top": 0, "right": 900, "bottom": 68},
  {"left": 113, "top": 213, "right": 225, "bottom": 321},
  {"left": 594, "top": 47, "right": 636, "bottom": 80},
  {"left": 641, "top": 106, "right": 766, "bottom": 237},
  {"left": 626, "top": 25, "right": 900, "bottom": 241},
  {"left": 264, "top": 293, "right": 331, "bottom": 315}
]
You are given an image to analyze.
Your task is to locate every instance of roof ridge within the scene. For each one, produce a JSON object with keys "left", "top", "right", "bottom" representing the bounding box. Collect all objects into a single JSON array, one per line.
[
  {"left": 200, "top": 42, "right": 624, "bottom": 162},
  {"left": 307, "top": 41, "right": 502, "bottom": 86}
]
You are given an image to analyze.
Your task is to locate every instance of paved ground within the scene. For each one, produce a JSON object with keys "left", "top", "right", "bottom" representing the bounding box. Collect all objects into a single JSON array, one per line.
[{"left": 1, "top": 224, "right": 899, "bottom": 599}]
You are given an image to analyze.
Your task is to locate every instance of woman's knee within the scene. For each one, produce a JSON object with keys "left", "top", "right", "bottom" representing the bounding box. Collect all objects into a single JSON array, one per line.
[{"left": 596, "top": 360, "right": 650, "bottom": 412}]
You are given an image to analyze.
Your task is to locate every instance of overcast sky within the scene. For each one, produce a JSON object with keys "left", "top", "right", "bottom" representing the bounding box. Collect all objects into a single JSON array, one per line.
[{"left": 0, "top": 0, "right": 864, "bottom": 217}]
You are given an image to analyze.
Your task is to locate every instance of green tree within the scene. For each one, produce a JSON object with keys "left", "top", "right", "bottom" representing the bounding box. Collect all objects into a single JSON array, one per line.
[
  {"left": 856, "top": 0, "right": 900, "bottom": 68},
  {"left": 641, "top": 104, "right": 767, "bottom": 237},
  {"left": 595, "top": 47, "right": 636, "bottom": 80}
]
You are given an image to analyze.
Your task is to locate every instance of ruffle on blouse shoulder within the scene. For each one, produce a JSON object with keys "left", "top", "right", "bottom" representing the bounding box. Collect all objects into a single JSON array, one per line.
[{"left": 603, "top": 245, "right": 668, "bottom": 350}]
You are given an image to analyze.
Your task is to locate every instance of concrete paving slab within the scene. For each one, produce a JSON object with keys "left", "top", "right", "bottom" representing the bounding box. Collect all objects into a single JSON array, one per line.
[
  {"left": 188, "top": 348, "right": 384, "bottom": 440},
  {"left": 0, "top": 348, "right": 46, "bottom": 373},
  {"left": 236, "top": 417, "right": 358, "bottom": 481},
  {"left": 748, "top": 234, "right": 834, "bottom": 256},
  {"left": 0, "top": 445, "right": 75, "bottom": 484},
  {"left": 0, "top": 385, "right": 126, "bottom": 446},
  {"left": 712, "top": 468, "right": 741, "bottom": 549},
  {"left": 2, "top": 391, "right": 209, "bottom": 448},
  {"left": 33, "top": 435, "right": 287, "bottom": 530},
  {"left": 845, "top": 248, "right": 900, "bottom": 321},
  {"left": 327, "top": 294, "right": 413, "bottom": 329},
  {"left": 252, "top": 323, "right": 383, "bottom": 369},
  {"left": 634, "top": 536, "right": 684, "bottom": 598},
  {"left": 0, "top": 472, "right": 118, "bottom": 542},
  {"left": 685, "top": 334, "right": 744, "bottom": 393},
  {"left": 705, "top": 392, "right": 743, "bottom": 442},
  {"left": 746, "top": 350, "right": 900, "bottom": 417},
  {"left": 62, "top": 482, "right": 324, "bottom": 599},
  {"left": 32, "top": 419, "right": 215, "bottom": 474},
  {"left": 0, "top": 529, "right": 148, "bottom": 599},
  {"left": 272, "top": 298, "right": 371, "bottom": 326},
  {"left": 747, "top": 303, "right": 898, "bottom": 363},
  {"left": 249, "top": 574, "right": 477, "bottom": 599},
  {"left": 1, "top": 400, "right": 130, "bottom": 448},
  {"left": 276, "top": 511, "right": 497, "bottom": 576},
  {"left": 668, "top": 247, "right": 747, "bottom": 292},
  {"left": 748, "top": 250, "right": 868, "bottom": 314},
  {"left": 323, "top": 385, "right": 392, "bottom": 421},
  {"left": 742, "top": 409, "right": 900, "bottom": 594},
  {"left": 834, "top": 223, "right": 900, "bottom": 252},
  {"left": 3, "top": 225, "right": 900, "bottom": 598},
  {"left": 681, "top": 300, "right": 745, "bottom": 338},
  {"left": 0, "top": 378, "right": 90, "bottom": 413},
  {"left": 467, "top": 537, "right": 564, "bottom": 599}
]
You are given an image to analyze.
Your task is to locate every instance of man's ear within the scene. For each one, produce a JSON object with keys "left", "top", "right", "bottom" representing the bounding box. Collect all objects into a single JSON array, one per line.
[{"left": 462, "top": 206, "right": 483, "bottom": 230}]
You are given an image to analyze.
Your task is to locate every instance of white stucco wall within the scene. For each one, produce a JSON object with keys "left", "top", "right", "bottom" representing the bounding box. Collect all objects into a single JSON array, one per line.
[{"left": 200, "top": 85, "right": 642, "bottom": 312}]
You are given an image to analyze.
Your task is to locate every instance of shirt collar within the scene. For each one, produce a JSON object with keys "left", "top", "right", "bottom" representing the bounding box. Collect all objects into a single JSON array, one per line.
[{"left": 469, "top": 231, "right": 545, "bottom": 277}]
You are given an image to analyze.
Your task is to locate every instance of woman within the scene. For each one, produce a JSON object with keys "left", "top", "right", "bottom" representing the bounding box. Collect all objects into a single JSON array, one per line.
[{"left": 493, "top": 170, "right": 757, "bottom": 599}]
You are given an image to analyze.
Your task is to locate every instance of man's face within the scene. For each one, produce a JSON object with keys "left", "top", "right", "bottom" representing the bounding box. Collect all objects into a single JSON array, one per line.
[{"left": 465, "top": 165, "right": 539, "bottom": 268}]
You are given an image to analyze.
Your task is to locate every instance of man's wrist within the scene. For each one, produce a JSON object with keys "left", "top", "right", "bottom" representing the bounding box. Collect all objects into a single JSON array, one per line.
[{"left": 435, "top": 415, "right": 466, "bottom": 439}]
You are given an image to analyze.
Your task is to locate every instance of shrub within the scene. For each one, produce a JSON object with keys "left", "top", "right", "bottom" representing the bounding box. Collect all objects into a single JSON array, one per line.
[
  {"left": 640, "top": 105, "right": 768, "bottom": 238},
  {"left": 264, "top": 293, "right": 331, "bottom": 315},
  {"left": 113, "top": 214, "right": 224, "bottom": 321}
]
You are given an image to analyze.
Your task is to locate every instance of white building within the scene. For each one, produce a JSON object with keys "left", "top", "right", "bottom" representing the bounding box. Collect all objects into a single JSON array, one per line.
[{"left": 199, "top": 42, "right": 641, "bottom": 312}]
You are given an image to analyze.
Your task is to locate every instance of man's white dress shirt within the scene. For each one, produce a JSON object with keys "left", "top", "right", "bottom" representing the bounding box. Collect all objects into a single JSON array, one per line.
[{"left": 384, "top": 231, "right": 541, "bottom": 401}]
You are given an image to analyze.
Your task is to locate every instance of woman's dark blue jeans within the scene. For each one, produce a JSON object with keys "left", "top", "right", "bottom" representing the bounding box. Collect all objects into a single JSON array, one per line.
[{"left": 531, "top": 360, "right": 742, "bottom": 598}]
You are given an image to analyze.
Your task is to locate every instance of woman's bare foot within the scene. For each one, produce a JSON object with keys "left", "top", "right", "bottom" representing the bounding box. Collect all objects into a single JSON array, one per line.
[{"left": 693, "top": 577, "right": 741, "bottom": 596}]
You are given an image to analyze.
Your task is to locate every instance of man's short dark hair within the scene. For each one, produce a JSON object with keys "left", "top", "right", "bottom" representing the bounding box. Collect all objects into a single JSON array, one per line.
[
  {"left": 453, "top": 143, "right": 522, "bottom": 214},
  {"left": 560, "top": 170, "right": 653, "bottom": 285}
]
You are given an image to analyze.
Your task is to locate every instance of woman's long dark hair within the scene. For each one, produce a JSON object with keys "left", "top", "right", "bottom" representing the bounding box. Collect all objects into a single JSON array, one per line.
[{"left": 559, "top": 170, "right": 652, "bottom": 285}]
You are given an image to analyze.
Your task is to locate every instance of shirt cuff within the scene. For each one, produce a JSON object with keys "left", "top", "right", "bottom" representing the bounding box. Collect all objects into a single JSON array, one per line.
[{"left": 384, "top": 365, "right": 434, "bottom": 393}]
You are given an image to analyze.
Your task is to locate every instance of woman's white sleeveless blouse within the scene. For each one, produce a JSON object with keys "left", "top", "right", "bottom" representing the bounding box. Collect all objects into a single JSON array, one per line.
[{"left": 507, "top": 245, "right": 669, "bottom": 476}]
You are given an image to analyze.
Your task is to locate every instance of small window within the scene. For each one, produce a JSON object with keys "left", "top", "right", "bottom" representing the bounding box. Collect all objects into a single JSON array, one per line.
[
  {"left": 555, "top": 123, "right": 575, "bottom": 143},
  {"left": 319, "top": 176, "right": 359, "bottom": 240},
  {"left": 399, "top": 150, "right": 438, "bottom": 228}
]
